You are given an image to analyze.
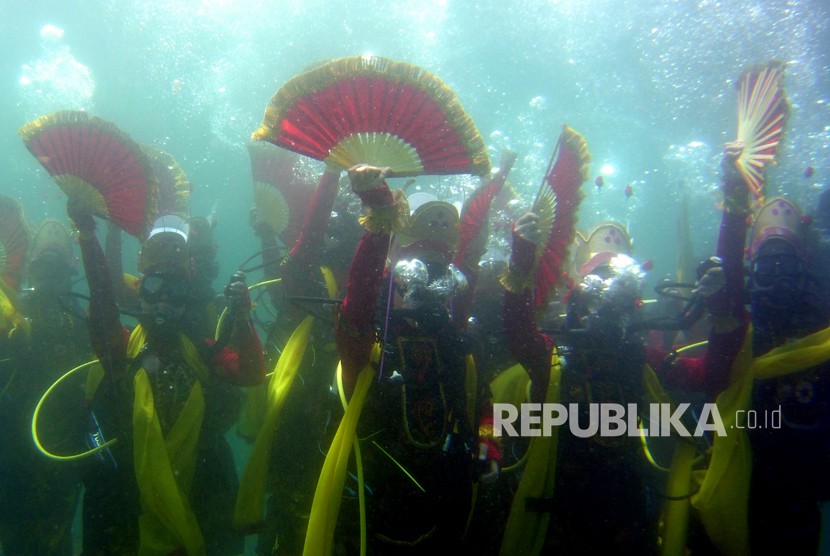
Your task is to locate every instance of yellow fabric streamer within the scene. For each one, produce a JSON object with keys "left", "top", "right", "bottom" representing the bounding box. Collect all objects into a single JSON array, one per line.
[
  {"left": 0, "top": 281, "right": 28, "bottom": 342},
  {"left": 689, "top": 330, "right": 754, "bottom": 556},
  {"left": 490, "top": 364, "right": 532, "bottom": 408},
  {"left": 236, "top": 381, "right": 268, "bottom": 443},
  {"left": 234, "top": 316, "right": 315, "bottom": 530},
  {"left": 320, "top": 265, "right": 339, "bottom": 300},
  {"left": 498, "top": 353, "right": 561, "bottom": 556},
  {"left": 643, "top": 362, "right": 699, "bottom": 556},
  {"left": 751, "top": 324, "right": 830, "bottom": 378},
  {"left": 236, "top": 265, "right": 337, "bottom": 443},
  {"left": 128, "top": 325, "right": 210, "bottom": 556},
  {"left": 303, "top": 345, "right": 379, "bottom": 556},
  {"left": 659, "top": 442, "right": 697, "bottom": 556},
  {"left": 685, "top": 325, "right": 830, "bottom": 556}
]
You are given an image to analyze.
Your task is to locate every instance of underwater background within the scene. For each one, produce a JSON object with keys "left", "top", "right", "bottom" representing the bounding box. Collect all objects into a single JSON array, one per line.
[
  {"left": 2, "top": 0, "right": 829, "bottom": 286},
  {"left": 0, "top": 0, "right": 828, "bottom": 553}
]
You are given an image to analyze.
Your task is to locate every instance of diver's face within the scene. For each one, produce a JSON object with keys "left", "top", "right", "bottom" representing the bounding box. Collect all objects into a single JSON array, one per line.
[
  {"left": 139, "top": 273, "right": 189, "bottom": 324},
  {"left": 29, "top": 253, "right": 71, "bottom": 296},
  {"left": 750, "top": 240, "right": 806, "bottom": 307}
]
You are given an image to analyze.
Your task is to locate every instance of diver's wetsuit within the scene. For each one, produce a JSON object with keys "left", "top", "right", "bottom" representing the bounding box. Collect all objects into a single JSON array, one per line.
[
  {"left": 501, "top": 165, "right": 748, "bottom": 554},
  {"left": 0, "top": 290, "right": 88, "bottom": 555},
  {"left": 73, "top": 213, "right": 265, "bottom": 555},
  {"left": 748, "top": 278, "right": 830, "bottom": 553},
  {"left": 333, "top": 181, "right": 498, "bottom": 554},
  {"left": 251, "top": 169, "right": 347, "bottom": 555}
]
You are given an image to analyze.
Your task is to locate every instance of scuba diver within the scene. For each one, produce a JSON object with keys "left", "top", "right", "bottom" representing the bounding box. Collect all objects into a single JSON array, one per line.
[
  {"left": 68, "top": 206, "right": 266, "bottom": 555},
  {"left": 498, "top": 142, "right": 749, "bottom": 555},
  {"left": 745, "top": 193, "right": 830, "bottom": 554},
  {"left": 313, "top": 163, "right": 501, "bottom": 554},
  {"left": 240, "top": 165, "right": 354, "bottom": 555},
  {"left": 0, "top": 219, "right": 89, "bottom": 555},
  {"left": 184, "top": 215, "right": 222, "bottom": 341}
]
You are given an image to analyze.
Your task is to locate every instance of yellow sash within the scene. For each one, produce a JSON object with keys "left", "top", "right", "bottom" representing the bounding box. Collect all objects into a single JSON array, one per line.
[
  {"left": 303, "top": 345, "right": 379, "bottom": 556},
  {"left": 234, "top": 315, "right": 315, "bottom": 530},
  {"left": 236, "top": 265, "right": 338, "bottom": 443},
  {"left": 751, "top": 324, "right": 830, "bottom": 378},
  {"left": 498, "top": 354, "right": 562, "bottom": 556},
  {"left": 661, "top": 325, "right": 830, "bottom": 556},
  {"left": 0, "top": 280, "right": 28, "bottom": 342},
  {"left": 128, "top": 325, "right": 209, "bottom": 556},
  {"left": 658, "top": 328, "right": 754, "bottom": 556}
]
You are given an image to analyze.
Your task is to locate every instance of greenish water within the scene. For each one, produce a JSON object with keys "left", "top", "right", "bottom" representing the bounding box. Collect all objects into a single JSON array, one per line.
[{"left": 0, "top": 1, "right": 828, "bottom": 554}]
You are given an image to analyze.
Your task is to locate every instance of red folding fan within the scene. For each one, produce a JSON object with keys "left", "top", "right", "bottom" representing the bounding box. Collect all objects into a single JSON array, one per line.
[
  {"left": 248, "top": 141, "right": 317, "bottom": 247},
  {"left": 525, "top": 125, "right": 590, "bottom": 308},
  {"left": 734, "top": 61, "right": 789, "bottom": 202},
  {"left": 454, "top": 159, "right": 516, "bottom": 272},
  {"left": 141, "top": 144, "right": 191, "bottom": 219},
  {"left": 19, "top": 111, "right": 157, "bottom": 237},
  {"left": 252, "top": 55, "right": 491, "bottom": 177},
  {"left": 0, "top": 195, "right": 30, "bottom": 291}
]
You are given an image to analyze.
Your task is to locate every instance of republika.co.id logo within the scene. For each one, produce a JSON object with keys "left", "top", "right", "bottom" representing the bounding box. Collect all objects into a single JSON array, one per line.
[{"left": 493, "top": 402, "right": 782, "bottom": 438}]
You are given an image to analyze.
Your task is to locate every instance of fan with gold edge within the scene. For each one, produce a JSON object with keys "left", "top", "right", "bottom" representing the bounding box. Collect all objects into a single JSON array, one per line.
[
  {"left": 502, "top": 125, "right": 590, "bottom": 308},
  {"left": 19, "top": 110, "right": 157, "bottom": 238},
  {"left": 734, "top": 61, "right": 789, "bottom": 203},
  {"left": 248, "top": 142, "right": 317, "bottom": 247},
  {"left": 252, "top": 55, "right": 491, "bottom": 177},
  {"left": 141, "top": 144, "right": 191, "bottom": 220},
  {"left": 0, "top": 195, "right": 30, "bottom": 291}
]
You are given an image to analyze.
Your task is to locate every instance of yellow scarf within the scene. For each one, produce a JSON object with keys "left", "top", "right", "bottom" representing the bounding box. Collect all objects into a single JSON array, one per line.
[
  {"left": 128, "top": 325, "right": 209, "bottom": 556},
  {"left": 302, "top": 339, "right": 477, "bottom": 555},
  {"left": 660, "top": 324, "right": 830, "bottom": 556},
  {"left": 303, "top": 345, "right": 379, "bottom": 556},
  {"left": 0, "top": 280, "right": 28, "bottom": 342},
  {"left": 234, "top": 315, "right": 315, "bottom": 530},
  {"left": 496, "top": 354, "right": 562, "bottom": 556}
]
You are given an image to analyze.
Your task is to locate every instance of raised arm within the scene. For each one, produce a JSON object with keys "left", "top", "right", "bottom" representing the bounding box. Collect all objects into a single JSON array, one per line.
[
  {"left": 335, "top": 165, "right": 402, "bottom": 393},
  {"left": 287, "top": 168, "right": 341, "bottom": 268},
  {"left": 651, "top": 142, "right": 750, "bottom": 397},
  {"left": 502, "top": 212, "right": 555, "bottom": 403},
  {"left": 70, "top": 209, "right": 127, "bottom": 377}
]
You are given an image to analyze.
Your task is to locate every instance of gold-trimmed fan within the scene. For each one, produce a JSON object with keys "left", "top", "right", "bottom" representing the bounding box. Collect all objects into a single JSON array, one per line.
[
  {"left": 502, "top": 125, "right": 590, "bottom": 307},
  {"left": 19, "top": 110, "right": 158, "bottom": 238},
  {"left": 141, "top": 144, "right": 191, "bottom": 220},
  {"left": 0, "top": 195, "right": 30, "bottom": 291},
  {"left": 253, "top": 55, "right": 491, "bottom": 177},
  {"left": 735, "top": 61, "right": 789, "bottom": 202},
  {"left": 248, "top": 142, "right": 316, "bottom": 246}
]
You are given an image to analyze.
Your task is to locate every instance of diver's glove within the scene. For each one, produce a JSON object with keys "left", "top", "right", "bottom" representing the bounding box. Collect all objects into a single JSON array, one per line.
[
  {"left": 347, "top": 164, "right": 394, "bottom": 206},
  {"left": 248, "top": 206, "right": 274, "bottom": 239},
  {"left": 502, "top": 212, "right": 540, "bottom": 293},
  {"left": 673, "top": 256, "right": 726, "bottom": 329},
  {"left": 66, "top": 195, "right": 96, "bottom": 239},
  {"left": 225, "top": 271, "right": 252, "bottom": 318},
  {"left": 347, "top": 164, "right": 407, "bottom": 234},
  {"left": 721, "top": 141, "right": 749, "bottom": 215}
]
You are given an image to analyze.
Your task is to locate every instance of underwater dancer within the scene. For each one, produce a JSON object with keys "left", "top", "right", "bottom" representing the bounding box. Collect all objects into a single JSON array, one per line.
[
  {"left": 69, "top": 206, "right": 265, "bottom": 555},
  {"left": 743, "top": 191, "right": 830, "bottom": 554},
  {"left": 238, "top": 165, "right": 356, "bottom": 555},
  {"left": 498, "top": 142, "right": 749, "bottom": 555},
  {"left": 308, "top": 163, "right": 501, "bottom": 554},
  {"left": 0, "top": 217, "right": 90, "bottom": 555}
]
